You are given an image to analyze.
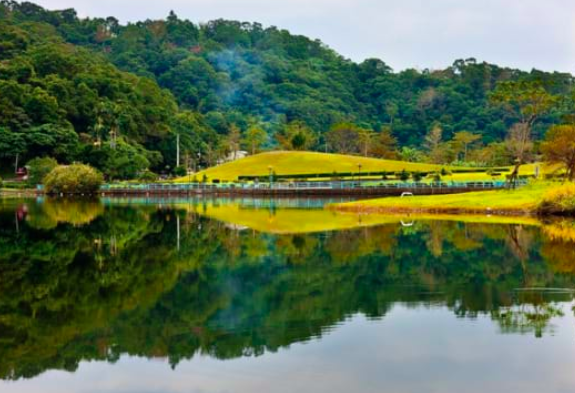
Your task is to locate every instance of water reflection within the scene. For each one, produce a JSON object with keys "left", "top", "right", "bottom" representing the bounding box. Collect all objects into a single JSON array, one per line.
[{"left": 0, "top": 198, "right": 575, "bottom": 386}]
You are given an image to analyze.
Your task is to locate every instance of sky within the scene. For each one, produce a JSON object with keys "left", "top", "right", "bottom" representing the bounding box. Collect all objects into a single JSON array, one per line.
[{"left": 32, "top": 0, "right": 575, "bottom": 73}]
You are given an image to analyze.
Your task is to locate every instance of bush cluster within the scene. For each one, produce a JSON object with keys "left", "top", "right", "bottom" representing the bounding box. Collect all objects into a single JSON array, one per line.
[
  {"left": 138, "top": 170, "right": 159, "bottom": 183},
  {"left": 538, "top": 183, "right": 575, "bottom": 216},
  {"left": 44, "top": 164, "right": 104, "bottom": 195}
]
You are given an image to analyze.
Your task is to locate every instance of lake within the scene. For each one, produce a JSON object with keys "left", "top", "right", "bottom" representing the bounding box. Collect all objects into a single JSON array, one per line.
[{"left": 1, "top": 197, "right": 575, "bottom": 393}]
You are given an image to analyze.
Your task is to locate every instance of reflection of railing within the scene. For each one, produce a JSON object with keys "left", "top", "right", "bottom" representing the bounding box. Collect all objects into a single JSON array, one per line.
[
  {"left": 101, "top": 196, "right": 351, "bottom": 209},
  {"left": 100, "top": 180, "right": 527, "bottom": 194}
]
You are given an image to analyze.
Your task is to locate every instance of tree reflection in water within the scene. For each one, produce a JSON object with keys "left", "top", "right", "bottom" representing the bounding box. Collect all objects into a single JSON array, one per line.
[{"left": 0, "top": 198, "right": 574, "bottom": 380}]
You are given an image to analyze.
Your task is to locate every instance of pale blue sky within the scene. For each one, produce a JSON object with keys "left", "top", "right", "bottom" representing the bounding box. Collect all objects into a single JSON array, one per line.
[{"left": 33, "top": 0, "right": 575, "bottom": 73}]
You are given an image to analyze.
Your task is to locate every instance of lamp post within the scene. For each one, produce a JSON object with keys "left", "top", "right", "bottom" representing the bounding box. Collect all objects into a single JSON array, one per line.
[
  {"left": 268, "top": 166, "right": 273, "bottom": 187},
  {"left": 176, "top": 133, "right": 180, "bottom": 168}
]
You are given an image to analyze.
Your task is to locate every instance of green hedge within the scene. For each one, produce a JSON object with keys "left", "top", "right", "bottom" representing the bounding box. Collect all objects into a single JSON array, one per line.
[
  {"left": 44, "top": 164, "right": 104, "bottom": 194},
  {"left": 237, "top": 168, "right": 501, "bottom": 181}
]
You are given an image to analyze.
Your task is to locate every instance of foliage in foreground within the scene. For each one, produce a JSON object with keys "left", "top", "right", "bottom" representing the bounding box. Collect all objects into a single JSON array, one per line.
[
  {"left": 538, "top": 183, "right": 575, "bottom": 216},
  {"left": 44, "top": 164, "right": 103, "bottom": 194}
]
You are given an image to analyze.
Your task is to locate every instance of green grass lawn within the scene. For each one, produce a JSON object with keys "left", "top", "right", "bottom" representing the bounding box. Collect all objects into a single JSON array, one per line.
[
  {"left": 174, "top": 151, "right": 448, "bottom": 183},
  {"left": 331, "top": 182, "right": 558, "bottom": 215},
  {"left": 173, "top": 151, "right": 556, "bottom": 184}
]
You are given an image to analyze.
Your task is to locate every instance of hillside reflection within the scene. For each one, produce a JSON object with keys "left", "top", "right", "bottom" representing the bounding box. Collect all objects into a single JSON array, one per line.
[{"left": 0, "top": 198, "right": 574, "bottom": 380}]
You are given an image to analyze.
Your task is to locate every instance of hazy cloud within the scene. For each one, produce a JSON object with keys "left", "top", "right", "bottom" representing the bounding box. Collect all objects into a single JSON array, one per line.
[{"left": 32, "top": 0, "right": 575, "bottom": 72}]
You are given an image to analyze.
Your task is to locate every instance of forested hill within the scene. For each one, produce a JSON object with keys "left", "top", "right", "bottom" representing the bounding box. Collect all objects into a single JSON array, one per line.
[{"left": 1, "top": 1, "right": 574, "bottom": 178}]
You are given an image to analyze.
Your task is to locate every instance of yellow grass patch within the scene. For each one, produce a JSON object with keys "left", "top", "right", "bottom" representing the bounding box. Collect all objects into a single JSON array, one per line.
[
  {"left": 174, "top": 151, "right": 447, "bottom": 183},
  {"left": 330, "top": 182, "right": 560, "bottom": 215},
  {"left": 174, "top": 151, "right": 558, "bottom": 184}
]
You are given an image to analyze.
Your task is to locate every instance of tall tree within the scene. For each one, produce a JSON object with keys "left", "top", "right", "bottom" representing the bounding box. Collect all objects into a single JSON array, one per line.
[
  {"left": 452, "top": 131, "right": 481, "bottom": 161},
  {"left": 325, "top": 123, "right": 360, "bottom": 154},
  {"left": 357, "top": 128, "right": 377, "bottom": 157},
  {"left": 371, "top": 126, "right": 398, "bottom": 159},
  {"left": 226, "top": 124, "right": 241, "bottom": 160},
  {"left": 242, "top": 125, "right": 267, "bottom": 155},
  {"left": 490, "top": 81, "right": 558, "bottom": 185},
  {"left": 424, "top": 124, "right": 448, "bottom": 164},
  {"left": 276, "top": 121, "right": 316, "bottom": 151},
  {"left": 0, "top": 128, "right": 26, "bottom": 172},
  {"left": 505, "top": 123, "right": 534, "bottom": 179},
  {"left": 385, "top": 101, "right": 399, "bottom": 126},
  {"left": 541, "top": 124, "right": 575, "bottom": 181}
]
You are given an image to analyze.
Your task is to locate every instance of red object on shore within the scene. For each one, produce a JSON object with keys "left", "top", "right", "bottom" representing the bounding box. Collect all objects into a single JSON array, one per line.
[{"left": 15, "top": 167, "right": 28, "bottom": 181}]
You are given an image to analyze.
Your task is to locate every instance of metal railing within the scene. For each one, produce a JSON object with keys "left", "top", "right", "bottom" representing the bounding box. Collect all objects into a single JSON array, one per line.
[{"left": 100, "top": 179, "right": 527, "bottom": 193}]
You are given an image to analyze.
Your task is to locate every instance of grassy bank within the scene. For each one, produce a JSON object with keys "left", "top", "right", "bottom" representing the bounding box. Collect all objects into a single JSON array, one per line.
[
  {"left": 330, "top": 182, "right": 570, "bottom": 216},
  {"left": 174, "top": 151, "right": 445, "bottom": 183},
  {"left": 0, "top": 188, "right": 38, "bottom": 197},
  {"left": 174, "top": 151, "right": 556, "bottom": 184}
]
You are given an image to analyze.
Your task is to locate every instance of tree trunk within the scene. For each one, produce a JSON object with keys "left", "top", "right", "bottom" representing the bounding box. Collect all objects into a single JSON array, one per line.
[
  {"left": 176, "top": 133, "right": 180, "bottom": 168},
  {"left": 508, "top": 163, "right": 520, "bottom": 189},
  {"left": 568, "top": 154, "right": 575, "bottom": 182},
  {"left": 508, "top": 121, "right": 531, "bottom": 189}
]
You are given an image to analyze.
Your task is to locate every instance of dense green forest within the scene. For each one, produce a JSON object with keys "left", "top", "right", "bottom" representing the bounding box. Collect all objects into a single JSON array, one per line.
[{"left": 1, "top": 1, "right": 574, "bottom": 178}]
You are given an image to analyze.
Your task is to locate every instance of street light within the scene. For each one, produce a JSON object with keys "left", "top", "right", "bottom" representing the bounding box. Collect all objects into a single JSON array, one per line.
[
  {"left": 196, "top": 151, "right": 202, "bottom": 172},
  {"left": 268, "top": 166, "right": 273, "bottom": 186}
]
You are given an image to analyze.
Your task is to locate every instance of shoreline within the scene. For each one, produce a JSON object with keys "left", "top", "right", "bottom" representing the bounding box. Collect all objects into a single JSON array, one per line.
[
  {"left": 327, "top": 182, "right": 573, "bottom": 218},
  {"left": 0, "top": 189, "right": 40, "bottom": 198},
  {"left": 330, "top": 205, "right": 535, "bottom": 217}
]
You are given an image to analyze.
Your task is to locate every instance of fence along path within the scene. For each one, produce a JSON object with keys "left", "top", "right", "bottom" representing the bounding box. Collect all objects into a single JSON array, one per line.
[{"left": 99, "top": 179, "right": 527, "bottom": 196}]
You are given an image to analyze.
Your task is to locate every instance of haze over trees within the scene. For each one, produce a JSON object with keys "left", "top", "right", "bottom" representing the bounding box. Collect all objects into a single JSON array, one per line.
[{"left": 1, "top": 1, "right": 575, "bottom": 179}]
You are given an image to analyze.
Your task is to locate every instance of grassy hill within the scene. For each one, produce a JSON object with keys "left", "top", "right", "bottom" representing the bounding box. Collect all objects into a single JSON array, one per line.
[
  {"left": 175, "top": 151, "right": 450, "bottom": 183},
  {"left": 174, "top": 151, "right": 555, "bottom": 183}
]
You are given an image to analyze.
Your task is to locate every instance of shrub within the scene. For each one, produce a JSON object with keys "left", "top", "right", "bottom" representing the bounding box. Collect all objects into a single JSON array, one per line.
[
  {"left": 412, "top": 172, "right": 423, "bottom": 182},
  {"left": 44, "top": 164, "right": 104, "bottom": 194},
  {"left": 2, "top": 182, "right": 27, "bottom": 190},
  {"left": 138, "top": 170, "right": 159, "bottom": 183},
  {"left": 399, "top": 169, "right": 409, "bottom": 181},
  {"left": 173, "top": 166, "right": 187, "bottom": 177},
  {"left": 27, "top": 157, "right": 58, "bottom": 185},
  {"left": 538, "top": 184, "right": 575, "bottom": 216}
]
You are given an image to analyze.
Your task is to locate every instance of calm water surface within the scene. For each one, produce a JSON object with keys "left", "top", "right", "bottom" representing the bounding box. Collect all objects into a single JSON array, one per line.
[{"left": 1, "top": 197, "right": 575, "bottom": 393}]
